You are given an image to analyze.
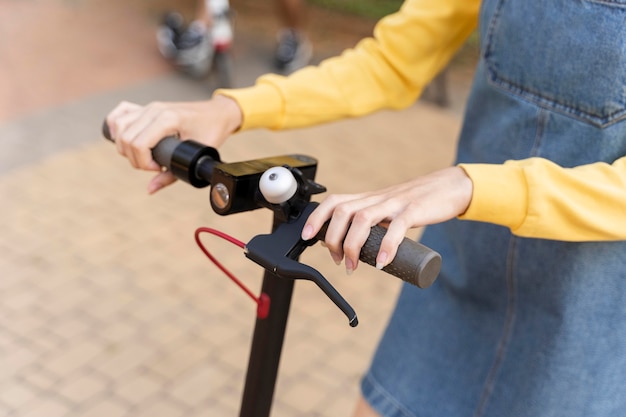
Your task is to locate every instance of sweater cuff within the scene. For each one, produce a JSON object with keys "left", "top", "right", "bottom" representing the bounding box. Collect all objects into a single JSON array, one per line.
[
  {"left": 458, "top": 163, "right": 528, "bottom": 231},
  {"left": 214, "top": 81, "right": 284, "bottom": 130}
]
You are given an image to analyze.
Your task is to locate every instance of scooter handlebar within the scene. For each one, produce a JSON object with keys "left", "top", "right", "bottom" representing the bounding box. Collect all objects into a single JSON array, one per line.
[{"left": 103, "top": 120, "right": 441, "bottom": 288}]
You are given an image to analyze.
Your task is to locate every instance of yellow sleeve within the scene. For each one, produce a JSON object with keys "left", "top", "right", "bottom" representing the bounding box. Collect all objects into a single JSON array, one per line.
[
  {"left": 216, "top": 0, "right": 480, "bottom": 130},
  {"left": 459, "top": 157, "right": 626, "bottom": 241}
]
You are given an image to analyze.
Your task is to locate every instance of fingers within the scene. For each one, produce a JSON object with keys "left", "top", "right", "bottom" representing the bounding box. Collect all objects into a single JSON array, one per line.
[
  {"left": 113, "top": 110, "right": 152, "bottom": 169},
  {"left": 105, "top": 101, "right": 141, "bottom": 139},
  {"left": 302, "top": 195, "right": 352, "bottom": 266},
  {"left": 303, "top": 193, "right": 393, "bottom": 274},
  {"left": 106, "top": 102, "right": 180, "bottom": 172},
  {"left": 105, "top": 101, "right": 185, "bottom": 194},
  {"left": 341, "top": 198, "right": 400, "bottom": 274},
  {"left": 374, "top": 216, "right": 408, "bottom": 270}
]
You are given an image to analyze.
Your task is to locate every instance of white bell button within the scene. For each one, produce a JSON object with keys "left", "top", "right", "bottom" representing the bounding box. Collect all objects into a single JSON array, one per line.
[{"left": 259, "top": 166, "right": 298, "bottom": 204}]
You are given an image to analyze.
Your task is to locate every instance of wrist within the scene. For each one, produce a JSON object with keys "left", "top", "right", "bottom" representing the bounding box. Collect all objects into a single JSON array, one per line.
[
  {"left": 213, "top": 94, "right": 243, "bottom": 134},
  {"left": 453, "top": 165, "right": 474, "bottom": 216}
]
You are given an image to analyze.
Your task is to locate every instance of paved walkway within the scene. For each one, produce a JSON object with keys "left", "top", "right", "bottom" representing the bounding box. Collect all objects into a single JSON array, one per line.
[{"left": 0, "top": 1, "right": 467, "bottom": 416}]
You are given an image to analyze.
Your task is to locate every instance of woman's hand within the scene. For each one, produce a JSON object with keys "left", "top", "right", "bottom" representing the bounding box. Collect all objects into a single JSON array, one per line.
[
  {"left": 105, "top": 95, "right": 242, "bottom": 193},
  {"left": 301, "top": 166, "right": 473, "bottom": 274}
]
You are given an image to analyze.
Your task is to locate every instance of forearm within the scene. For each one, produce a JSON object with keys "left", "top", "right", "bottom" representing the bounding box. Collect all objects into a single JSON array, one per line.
[
  {"left": 217, "top": 0, "right": 479, "bottom": 130},
  {"left": 459, "top": 156, "right": 626, "bottom": 241}
]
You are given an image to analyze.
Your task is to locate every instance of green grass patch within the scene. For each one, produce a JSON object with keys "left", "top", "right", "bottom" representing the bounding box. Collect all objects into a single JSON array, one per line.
[{"left": 308, "top": 0, "right": 404, "bottom": 19}]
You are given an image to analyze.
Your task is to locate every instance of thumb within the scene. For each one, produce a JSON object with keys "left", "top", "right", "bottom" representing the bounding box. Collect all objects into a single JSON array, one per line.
[{"left": 148, "top": 171, "right": 177, "bottom": 194}]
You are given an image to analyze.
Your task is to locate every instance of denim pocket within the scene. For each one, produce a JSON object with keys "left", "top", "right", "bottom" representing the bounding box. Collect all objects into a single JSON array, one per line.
[{"left": 484, "top": 0, "right": 626, "bottom": 127}]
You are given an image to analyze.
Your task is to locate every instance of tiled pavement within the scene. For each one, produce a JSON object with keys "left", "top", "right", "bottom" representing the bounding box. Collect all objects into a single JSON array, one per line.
[{"left": 0, "top": 1, "right": 467, "bottom": 416}]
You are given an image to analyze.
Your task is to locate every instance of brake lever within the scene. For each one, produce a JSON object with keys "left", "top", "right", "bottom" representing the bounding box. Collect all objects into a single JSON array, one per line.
[
  {"left": 275, "top": 258, "right": 358, "bottom": 327},
  {"left": 244, "top": 204, "right": 358, "bottom": 327}
]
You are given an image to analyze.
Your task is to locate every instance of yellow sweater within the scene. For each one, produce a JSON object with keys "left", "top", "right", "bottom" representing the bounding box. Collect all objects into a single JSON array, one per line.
[{"left": 218, "top": 0, "right": 626, "bottom": 242}]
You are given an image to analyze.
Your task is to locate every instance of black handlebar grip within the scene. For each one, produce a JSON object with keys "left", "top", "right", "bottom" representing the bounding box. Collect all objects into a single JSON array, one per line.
[
  {"left": 361, "top": 225, "right": 441, "bottom": 289},
  {"left": 151, "top": 136, "right": 180, "bottom": 170},
  {"left": 101, "top": 119, "right": 217, "bottom": 188},
  {"left": 317, "top": 223, "right": 441, "bottom": 289},
  {"left": 102, "top": 120, "right": 113, "bottom": 142}
]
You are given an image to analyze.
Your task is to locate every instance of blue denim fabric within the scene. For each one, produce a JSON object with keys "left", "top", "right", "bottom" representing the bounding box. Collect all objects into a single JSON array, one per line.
[{"left": 362, "top": 1, "right": 626, "bottom": 416}]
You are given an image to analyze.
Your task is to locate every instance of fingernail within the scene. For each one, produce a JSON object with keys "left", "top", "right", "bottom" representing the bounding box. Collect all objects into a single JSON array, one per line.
[
  {"left": 330, "top": 252, "right": 342, "bottom": 266},
  {"left": 345, "top": 258, "right": 354, "bottom": 276},
  {"left": 376, "top": 251, "right": 388, "bottom": 270},
  {"left": 301, "top": 224, "right": 313, "bottom": 240}
]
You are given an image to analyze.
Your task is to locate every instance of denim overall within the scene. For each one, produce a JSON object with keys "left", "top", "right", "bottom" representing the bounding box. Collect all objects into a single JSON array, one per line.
[{"left": 362, "top": 1, "right": 626, "bottom": 416}]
